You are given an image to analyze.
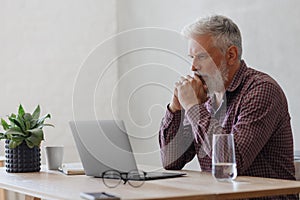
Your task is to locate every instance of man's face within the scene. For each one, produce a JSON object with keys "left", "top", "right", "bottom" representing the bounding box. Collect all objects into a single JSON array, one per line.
[{"left": 188, "top": 34, "right": 228, "bottom": 94}]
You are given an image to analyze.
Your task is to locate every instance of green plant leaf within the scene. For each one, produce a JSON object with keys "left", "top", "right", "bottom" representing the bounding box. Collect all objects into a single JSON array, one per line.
[
  {"left": 37, "top": 114, "right": 51, "bottom": 125},
  {"left": 25, "top": 140, "right": 34, "bottom": 148},
  {"left": 8, "top": 114, "right": 16, "bottom": 127},
  {"left": 26, "top": 128, "right": 44, "bottom": 147},
  {"left": 17, "top": 115, "right": 26, "bottom": 131},
  {"left": 32, "top": 105, "right": 40, "bottom": 120},
  {"left": 27, "top": 128, "right": 44, "bottom": 140},
  {"left": 36, "top": 123, "right": 55, "bottom": 129},
  {"left": 9, "top": 139, "right": 23, "bottom": 148},
  {"left": 11, "top": 135, "right": 25, "bottom": 142},
  {"left": 9, "top": 140, "right": 17, "bottom": 148},
  {"left": 9, "top": 117, "right": 23, "bottom": 130},
  {"left": 1, "top": 118, "right": 10, "bottom": 130},
  {"left": 23, "top": 113, "right": 33, "bottom": 130},
  {"left": 25, "top": 121, "right": 30, "bottom": 130},
  {"left": 18, "top": 104, "right": 25, "bottom": 117},
  {"left": 5, "top": 127, "right": 27, "bottom": 137},
  {"left": 0, "top": 132, "right": 5, "bottom": 139},
  {"left": 30, "top": 119, "right": 38, "bottom": 129},
  {"left": 25, "top": 136, "right": 41, "bottom": 147},
  {"left": 23, "top": 113, "right": 33, "bottom": 121}
]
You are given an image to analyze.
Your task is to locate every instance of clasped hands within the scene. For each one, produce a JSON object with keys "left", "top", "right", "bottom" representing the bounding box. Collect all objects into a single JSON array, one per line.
[{"left": 169, "top": 74, "right": 208, "bottom": 113}]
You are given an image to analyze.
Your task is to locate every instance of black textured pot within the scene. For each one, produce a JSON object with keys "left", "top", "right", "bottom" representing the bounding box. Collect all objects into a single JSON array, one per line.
[{"left": 5, "top": 140, "right": 41, "bottom": 173}]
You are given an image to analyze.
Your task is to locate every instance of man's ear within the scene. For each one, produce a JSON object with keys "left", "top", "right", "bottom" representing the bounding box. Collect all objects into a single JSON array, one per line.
[{"left": 226, "top": 46, "right": 238, "bottom": 65}]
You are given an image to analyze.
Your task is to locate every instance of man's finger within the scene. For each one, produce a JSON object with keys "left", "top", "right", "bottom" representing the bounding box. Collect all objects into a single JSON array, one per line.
[
  {"left": 194, "top": 73, "right": 206, "bottom": 85},
  {"left": 203, "top": 85, "right": 208, "bottom": 93},
  {"left": 185, "top": 75, "right": 193, "bottom": 81},
  {"left": 179, "top": 76, "right": 186, "bottom": 82}
]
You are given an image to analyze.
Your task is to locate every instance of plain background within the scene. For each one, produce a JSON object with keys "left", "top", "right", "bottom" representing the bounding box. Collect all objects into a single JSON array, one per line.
[{"left": 1, "top": 0, "right": 300, "bottom": 176}]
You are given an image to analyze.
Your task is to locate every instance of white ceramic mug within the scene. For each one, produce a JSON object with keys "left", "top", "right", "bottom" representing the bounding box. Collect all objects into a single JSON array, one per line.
[{"left": 45, "top": 146, "right": 64, "bottom": 170}]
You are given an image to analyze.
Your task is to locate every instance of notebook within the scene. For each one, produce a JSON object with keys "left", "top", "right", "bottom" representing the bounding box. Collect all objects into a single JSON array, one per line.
[
  {"left": 59, "top": 162, "right": 85, "bottom": 175},
  {"left": 69, "top": 120, "right": 186, "bottom": 180}
]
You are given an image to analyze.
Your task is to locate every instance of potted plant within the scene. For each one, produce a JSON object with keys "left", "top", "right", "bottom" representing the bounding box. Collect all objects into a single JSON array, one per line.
[{"left": 0, "top": 104, "right": 53, "bottom": 172}]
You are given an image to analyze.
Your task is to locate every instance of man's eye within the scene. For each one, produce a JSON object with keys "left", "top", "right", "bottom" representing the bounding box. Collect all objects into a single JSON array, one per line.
[
  {"left": 188, "top": 54, "right": 208, "bottom": 61},
  {"left": 197, "top": 54, "right": 208, "bottom": 60}
]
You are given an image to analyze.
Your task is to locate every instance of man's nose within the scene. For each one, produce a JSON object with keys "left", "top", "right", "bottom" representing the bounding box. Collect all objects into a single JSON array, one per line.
[
  {"left": 191, "top": 64, "right": 198, "bottom": 72},
  {"left": 191, "top": 64, "right": 200, "bottom": 72},
  {"left": 191, "top": 58, "right": 201, "bottom": 71}
]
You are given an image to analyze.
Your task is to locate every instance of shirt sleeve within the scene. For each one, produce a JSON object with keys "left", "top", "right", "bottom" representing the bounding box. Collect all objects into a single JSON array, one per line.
[
  {"left": 159, "top": 104, "right": 196, "bottom": 170},
  {"left": 185, "top": 103, "right": 224, "bottom": 170},
  {"left": 233, "top": 81, "right": 284, "bottom": 174}
]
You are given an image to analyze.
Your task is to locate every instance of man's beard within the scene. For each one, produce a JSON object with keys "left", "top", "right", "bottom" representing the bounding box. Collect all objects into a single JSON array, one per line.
[{"left": 196, "top": 59, "right": 229, "bottom": 97}]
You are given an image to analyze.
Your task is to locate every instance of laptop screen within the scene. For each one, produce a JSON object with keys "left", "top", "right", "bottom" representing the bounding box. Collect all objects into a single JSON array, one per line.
[{"left": 69, "top": 120, "right": 138, "bottom": 177}]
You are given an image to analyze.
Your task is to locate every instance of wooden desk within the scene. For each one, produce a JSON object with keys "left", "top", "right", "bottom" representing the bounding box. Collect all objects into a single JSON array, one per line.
[{"left": 1, "top": 167, "right": 300, "bottom": 200}]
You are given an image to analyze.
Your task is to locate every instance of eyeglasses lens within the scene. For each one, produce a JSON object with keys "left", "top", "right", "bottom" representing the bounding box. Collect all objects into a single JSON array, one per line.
[
  {"left": 102, "top": 170, "right": 121, "bottom": 188},
  {"left": 127, "top": 170, "right": 145, "bottom": 187}
]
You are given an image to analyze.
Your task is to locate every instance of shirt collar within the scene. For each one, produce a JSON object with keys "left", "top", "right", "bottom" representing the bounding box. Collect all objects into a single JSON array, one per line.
[{"left": 226, "top": 60, "right": 248, "bottom": 92}]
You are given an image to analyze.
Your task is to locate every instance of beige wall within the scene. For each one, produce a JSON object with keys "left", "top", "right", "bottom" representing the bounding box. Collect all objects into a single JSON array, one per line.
[{"left": 0, "top": 0, "right": 118, "bottom": 164}]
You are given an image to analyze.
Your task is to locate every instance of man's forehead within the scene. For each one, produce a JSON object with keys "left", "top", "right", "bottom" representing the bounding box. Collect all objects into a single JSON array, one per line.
[{"left": 188, "top": 34, "right": 214, "bottom": 52}]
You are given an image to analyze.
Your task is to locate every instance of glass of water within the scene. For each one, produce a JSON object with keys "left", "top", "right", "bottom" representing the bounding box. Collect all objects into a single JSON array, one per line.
[{"left": 212, "top": 134, "right": 237, "bottom": 181}]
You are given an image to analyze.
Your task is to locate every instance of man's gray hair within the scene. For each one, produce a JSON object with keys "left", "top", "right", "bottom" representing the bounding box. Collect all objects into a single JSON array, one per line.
[{"left": 182, "top": 15, "right": 242, "bottom": 60}]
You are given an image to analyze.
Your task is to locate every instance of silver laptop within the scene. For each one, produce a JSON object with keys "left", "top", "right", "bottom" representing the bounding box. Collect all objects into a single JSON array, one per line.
[{"left": 69, "top": 120, "right": 186, "bottom": 180}]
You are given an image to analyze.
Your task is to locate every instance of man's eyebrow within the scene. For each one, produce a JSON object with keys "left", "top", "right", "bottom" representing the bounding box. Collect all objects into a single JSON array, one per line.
[{"left": 188, "top": 52, "right": 207, "bottom": 57}]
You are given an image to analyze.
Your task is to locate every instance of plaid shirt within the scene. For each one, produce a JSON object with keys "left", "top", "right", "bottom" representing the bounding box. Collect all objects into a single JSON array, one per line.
[{"left": 159, "top": 60, "right": 297, "bottom": 200}]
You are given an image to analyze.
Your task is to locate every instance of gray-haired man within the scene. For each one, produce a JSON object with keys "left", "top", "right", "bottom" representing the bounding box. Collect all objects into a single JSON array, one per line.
[{"left": 159, "top": 15, "right": 297, "bottom": 200}]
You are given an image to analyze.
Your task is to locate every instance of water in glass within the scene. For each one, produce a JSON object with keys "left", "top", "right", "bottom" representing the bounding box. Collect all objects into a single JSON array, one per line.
[
  {"left": 212, "top": 134, "right": 237, "bottom": 182},
  {"left": 212, "top": 163, "right": 237, "bottom": 181}
]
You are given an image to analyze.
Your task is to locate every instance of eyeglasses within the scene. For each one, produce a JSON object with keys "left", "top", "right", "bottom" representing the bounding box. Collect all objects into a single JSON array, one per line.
[{"left": 102, "top": 169, "right": 146, "bottom": 188}]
